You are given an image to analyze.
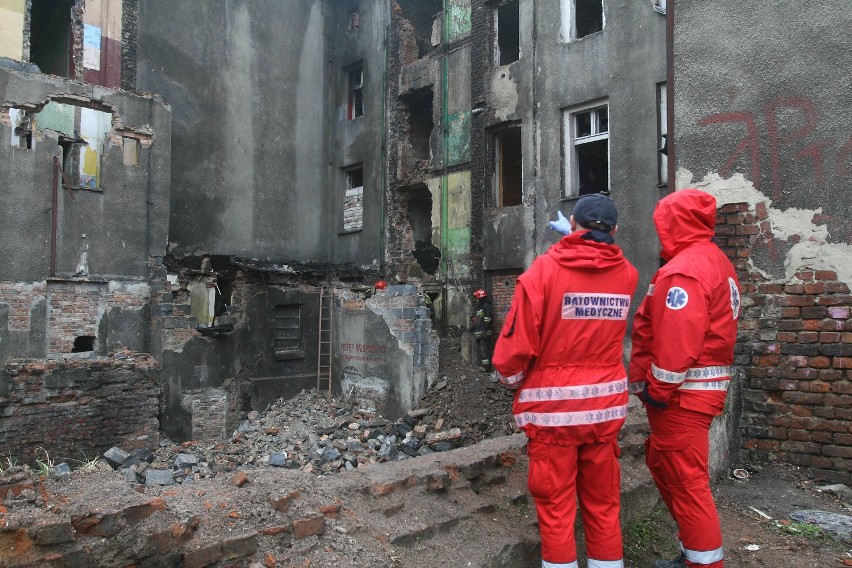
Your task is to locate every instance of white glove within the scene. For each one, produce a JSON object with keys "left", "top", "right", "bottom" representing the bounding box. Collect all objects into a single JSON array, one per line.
[{"left": 548, "top": 210, "right": 571, "bottom": 236}]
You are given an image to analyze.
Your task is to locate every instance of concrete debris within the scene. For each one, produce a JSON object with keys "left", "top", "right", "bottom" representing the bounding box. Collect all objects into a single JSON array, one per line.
[{"left": 89, "top": 379, "right": 514, "bottom": 486}]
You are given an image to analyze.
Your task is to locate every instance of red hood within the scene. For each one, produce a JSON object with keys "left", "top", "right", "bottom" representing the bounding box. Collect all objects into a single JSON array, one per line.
[
  {"left": 653, "top": 189, "right": 717, "bottom": 261},
  {"left": 547, "top": 230, "right": 627, "bottom": 270}
]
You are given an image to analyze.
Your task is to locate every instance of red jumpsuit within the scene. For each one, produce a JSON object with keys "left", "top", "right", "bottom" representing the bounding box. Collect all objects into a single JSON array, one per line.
[
  {"left": 629, "top": 189, "right": 741, "bottom": 568},
  {"left": 493, "top": 230, "right": 638, "bottom": 568}
]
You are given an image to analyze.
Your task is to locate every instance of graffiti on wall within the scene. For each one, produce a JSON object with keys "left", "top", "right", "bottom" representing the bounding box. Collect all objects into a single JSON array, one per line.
[{"left": 698, "top": 94, "right": 852, "bottom": 202}]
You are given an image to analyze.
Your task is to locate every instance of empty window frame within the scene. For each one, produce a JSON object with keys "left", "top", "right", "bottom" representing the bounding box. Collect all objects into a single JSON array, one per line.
[
  {"left": 343, "top": 166, "right": 364, "bottom": 232},
  {"left": 657, "top": 82, "right": 668, "bottom": 186},
  {"left": 494, "top": 126, "right": 522, "bottom": 207},
  {"left": 560, "top": 0, "right": 604, "bottom": 42},
  {"left": 563, "top": 103, "right": 609, "bottom": 197},
  {"left": 346, "top": 64, "right": 364, "bottom": 120},
  {"left": 495, "top": 1, "right": 520, "bottom": 66},
  {"left": 348, "top": 3, "right": 360, "bottom": 32},
  {"left": 273, "top": 304, "right": 301, "bottom": 353},
  {"left": 30, "top": 0, "right": 75, "bottom": 77}
]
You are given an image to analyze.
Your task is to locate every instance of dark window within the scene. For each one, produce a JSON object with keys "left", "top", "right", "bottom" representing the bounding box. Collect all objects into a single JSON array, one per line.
[
  {"left": 30, "top": 0, "right": 75, "bottom": 77},
  {"left": 496, "top": 1, "right": 520, "bottom": 66},
  {"left": 72, "top": 335, "right": 95, "bottom": 353},
  {"left": 402, "top": 88, "right": 434, "bottom": 162},
  {"left": 495, "top": 126, "right": 522, "bottom": 207},
  {"left": 273, "top": 305, "right": 301, "bottom": 352},
  {"left": 573, "top": 106, "right": 608, "bottom": 195},
  {"left": 407, "top": 184, "right": 441, "bottom": 275},
  {"left": 347, "top": 64, "right": 364, "bottom": 120},
  {"left": 576, "top": 0, "right": 603, "bottom": 38}
]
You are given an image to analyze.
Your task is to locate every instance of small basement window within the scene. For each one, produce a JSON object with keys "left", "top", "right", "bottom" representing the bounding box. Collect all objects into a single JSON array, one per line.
[
  {"left": 346, "top": 64, "right": 364, "bottom": 120},
  {"left": 273, "top": 304, "right": 303, "bottom": 359},
  {"left": 494, "top": 126, "right": 522, "bottom": 207},
  {"left": 496, "top": 1, "right": 520, "bottom": 66},
  {"left": 72, "top": 335, "right": 95, "bottom": 353}
]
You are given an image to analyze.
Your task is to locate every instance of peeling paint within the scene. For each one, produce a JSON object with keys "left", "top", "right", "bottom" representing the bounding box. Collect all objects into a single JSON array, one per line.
[
  {"left": 490, "top": 68, "right": 519, "bottom": 122},
  {"left": 678, "top": 168, "right": 852, "bottom": 286}
]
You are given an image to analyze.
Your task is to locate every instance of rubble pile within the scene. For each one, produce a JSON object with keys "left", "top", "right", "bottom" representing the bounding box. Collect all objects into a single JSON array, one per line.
[{"left": 98, "top": 370, "right": 516, "bottom": 484}]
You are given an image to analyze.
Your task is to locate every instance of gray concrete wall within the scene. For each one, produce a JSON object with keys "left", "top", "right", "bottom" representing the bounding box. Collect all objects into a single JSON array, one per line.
[
  {"left": 135, "top": 0, "right": 388, "bottom": 267},
  {"left": 532, "top": 0, "right": 667, "bottom": 288}
]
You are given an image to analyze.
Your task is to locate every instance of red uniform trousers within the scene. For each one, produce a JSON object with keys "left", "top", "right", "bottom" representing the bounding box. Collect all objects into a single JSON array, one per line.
[
  {"left": 527, "top": 438, "right": 623, "bottom": 566},
  {"left": 645, "top": 404, "right": 724, "bottom": 567}
]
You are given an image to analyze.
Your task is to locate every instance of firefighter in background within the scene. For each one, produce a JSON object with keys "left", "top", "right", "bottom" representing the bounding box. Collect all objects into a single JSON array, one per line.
[
  {"left": 629, "top": 189, "right": 740, "bottom": 568},
  {"left": 471, "top": 288, "right": 493, "bottom": 370},
  {"left": 494, "top": 193, "right": 638, "bottom": 568}
]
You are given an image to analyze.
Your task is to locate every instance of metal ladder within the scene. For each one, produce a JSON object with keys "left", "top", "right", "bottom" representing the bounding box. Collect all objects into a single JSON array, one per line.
[{"left": 316, "top": 286, "right": 333, "bottom": 399}]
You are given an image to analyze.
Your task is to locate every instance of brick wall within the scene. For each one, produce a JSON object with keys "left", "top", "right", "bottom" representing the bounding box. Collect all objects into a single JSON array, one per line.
[
  {"left": 47, "top": 282, "right": 107, "bottom": 355},
  {"left": 0, "top": 355, "right": 161, "bottom": 467},
  {"left": 0, "top": 282, "right": 46, "bottom": 331},
  {"left": 487, "top": 270, "right": 521, "bottom": 335},
  {"left": 717, "top": 202, "right": 852, "bottom": 483}
]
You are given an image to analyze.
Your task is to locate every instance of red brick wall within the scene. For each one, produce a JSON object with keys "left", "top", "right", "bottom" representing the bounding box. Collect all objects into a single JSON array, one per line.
[
  {"left": 717, "top": 202, "right": 852, "bottom": 484},
  {"left": 0, "top": 282, "right": 46, "bottom": 331},
  {"left": 488, "top": 270, "right": 522, "bottom": 335},
  {"left": 47, "top": 283, "right": 106, "bottom": 354}
]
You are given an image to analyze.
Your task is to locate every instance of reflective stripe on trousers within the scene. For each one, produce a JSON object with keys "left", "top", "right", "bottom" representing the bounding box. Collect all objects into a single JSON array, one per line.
[{"left": 682, "top": 542, "right": 724, "bottom": 565}]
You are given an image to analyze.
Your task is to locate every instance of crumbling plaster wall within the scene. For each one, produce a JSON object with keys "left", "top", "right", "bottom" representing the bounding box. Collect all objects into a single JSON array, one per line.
[
  {"left": 675, "top": 1, "right": 852, "bottom": 481},
  {"left": 0, "top": 63, "right": 171, "bottom": 364}
]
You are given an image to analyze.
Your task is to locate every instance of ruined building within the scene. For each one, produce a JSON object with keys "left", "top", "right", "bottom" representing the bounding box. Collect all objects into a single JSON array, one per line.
[{"left": 0, "top": 0, "right": 849, "bottom": 484}]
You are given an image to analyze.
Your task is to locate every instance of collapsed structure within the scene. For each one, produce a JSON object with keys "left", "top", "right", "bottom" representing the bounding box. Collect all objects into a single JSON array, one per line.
[{"left": 0, "top": 0, "right": 849, "bottom": 485}]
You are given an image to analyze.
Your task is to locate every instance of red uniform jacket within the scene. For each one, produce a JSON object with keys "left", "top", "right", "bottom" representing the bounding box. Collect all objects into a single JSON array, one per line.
[
  {"left": 629, "top": 189, "right": 741, "bottom": 416},
  {"left": 493, "top": 230, "right": 639, "bottom": 447}
]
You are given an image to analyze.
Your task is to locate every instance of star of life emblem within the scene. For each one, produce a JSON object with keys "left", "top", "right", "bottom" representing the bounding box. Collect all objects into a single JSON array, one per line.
[
  {"left": 729, "top": 277, "right": 740, "bottom": 319},
  {"left": 665, "top": 287, "right": 688, "bottom": 310}
]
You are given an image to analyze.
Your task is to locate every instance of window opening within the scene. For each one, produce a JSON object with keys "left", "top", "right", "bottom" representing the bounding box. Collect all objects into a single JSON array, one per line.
[
  {"left": 403, "top": 88, "right": 434, "bottom": 162},
  {"left": 9, "top": 109, "right": 33, "bottom": 149},
  {"left": 30, "top": 0, "right": 75, "bottom": 77},
  {"left": 576, "top": 0, "right": 604, "bottom": 38},
  {"left": 494, "top": 126, "right": 523, "bottom": 207},
  {"left": 496, "top": 1, "right": 520, "bottom": 66},
  {"left": 657, "top": 82, "right": 668, "bottom": 186},
  {"left": 397, "top": 0, "right": 442, "bottom": 57},
  {"left": 348, "top": 4, "right": 360, "bottom": 32},
  {"left": 72, "top": 335, "right": 95, "bottom": 353},
  {"left": 347, "top": 64, "right": 364, "bottom": 120},
  {"left": 273, "top": 305, "right": 301, "bottom": 352},
  {"left": 564, "top": 103, "right": 609, "bottom": 197},
  {"left": 343, "top": 166, "right": 364, "bottom": 232},
  {"left": 407, "top": 184, "right": 441, "bottom": 275}
]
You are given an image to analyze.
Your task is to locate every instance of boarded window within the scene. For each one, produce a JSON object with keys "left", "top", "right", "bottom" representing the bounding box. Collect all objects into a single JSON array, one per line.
[
  {"left": 347, "top": 64, "right": 364, "bottom": 120},
  {"left": 496, "top": 1, "right": 520, "bottom": 66},
  {"left": 343, "top": 166, "right": 364, "bottom": 232},
  {"left": 564, "top": 103, "right": 609, "bottom": 196},
  {"left": 494, "top": 126, "right": 522, "bottom": 207},
  {"left": 273, "top": 304, "right": 301, "bottom": 352}
]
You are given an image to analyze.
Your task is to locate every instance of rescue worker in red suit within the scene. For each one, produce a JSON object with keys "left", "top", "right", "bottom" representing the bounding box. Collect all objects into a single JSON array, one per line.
[
  {"left": 493, "top": 193, "right": 638, "bottom": 568},
  {"left": 629, "top": 189, "right": 741, "bottom": 568}
]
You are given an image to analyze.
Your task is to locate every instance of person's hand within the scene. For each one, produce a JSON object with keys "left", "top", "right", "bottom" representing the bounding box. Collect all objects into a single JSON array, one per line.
[
  {"left": 637, "top": 383, "right": 668, "bottom": 409},
  {"left": 549, "top": 211, "right": 571, "bottom": 236}
]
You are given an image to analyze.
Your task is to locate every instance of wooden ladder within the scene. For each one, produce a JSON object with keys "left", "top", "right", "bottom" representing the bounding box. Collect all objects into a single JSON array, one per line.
[{"left": 316, "top": 285, "right": 333, "bottom": 399}]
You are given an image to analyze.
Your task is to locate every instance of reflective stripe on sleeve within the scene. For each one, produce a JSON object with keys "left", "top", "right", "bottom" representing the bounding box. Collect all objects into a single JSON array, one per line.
[
  {"left": 542, "top": 560, "right": 578, "bottom": 568},
  {"left": 517, "top": 378, "right": 627, "bottom": 403},
  {"left": 651, "top": 364, "right": 687, "bottom": 384},
  {"left": 683, "top": 544, "right": 724, "bottom": 564},
  {"left": 515, "top": 404, "right": 627, "bottom": 428},
  {"left": 587, "top": 559, "right": 624, "bottom": 568},
  {"left": 498, "top": 371, "right": 525, "bottom": 386}
]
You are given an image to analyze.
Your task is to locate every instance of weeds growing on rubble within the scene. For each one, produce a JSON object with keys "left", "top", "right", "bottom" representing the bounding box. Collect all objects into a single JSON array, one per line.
[
  {"left": 34, "top": 447, "right": 56, "bottom": 477},
  {"left": 0, "top": 455, "right": 17, "bottom": 472},
  {"left": 774, "top": 519, "right": 829, "bottom": 540}
]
